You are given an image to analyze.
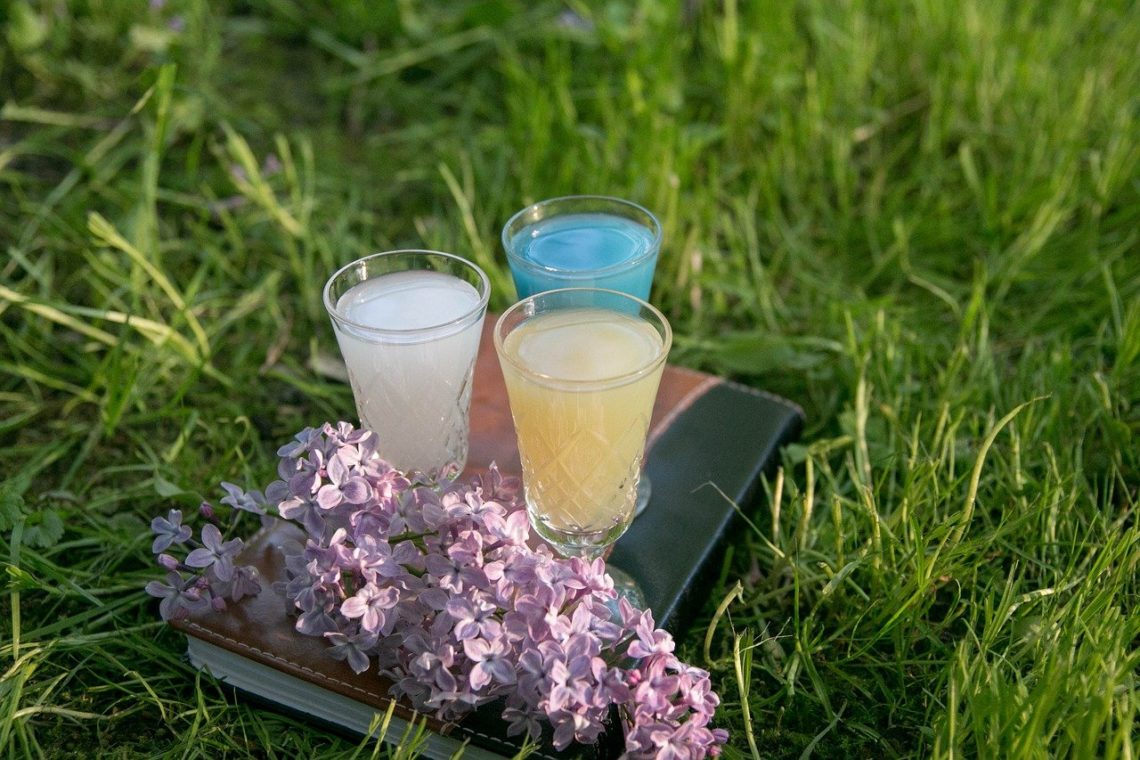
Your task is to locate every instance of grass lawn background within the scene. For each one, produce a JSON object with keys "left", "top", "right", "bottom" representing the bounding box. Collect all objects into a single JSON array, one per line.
[{"left": 1, "top": 0, "right": 1137, "bottom": 756}]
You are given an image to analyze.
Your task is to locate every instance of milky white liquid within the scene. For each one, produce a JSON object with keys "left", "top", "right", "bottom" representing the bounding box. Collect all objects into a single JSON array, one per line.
[{"left": 332, "top": 270, "right": 484, "bottom": 473}]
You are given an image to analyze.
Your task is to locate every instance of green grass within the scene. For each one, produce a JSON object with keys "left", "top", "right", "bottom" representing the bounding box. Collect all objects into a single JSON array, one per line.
[{"left": 2, "top": 0, "right": 1137, "bottom": 756}]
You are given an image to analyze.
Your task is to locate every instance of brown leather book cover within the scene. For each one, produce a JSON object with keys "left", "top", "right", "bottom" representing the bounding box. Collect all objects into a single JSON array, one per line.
[{"left": 172, "top": 319, "right": 805, "bottom": 757}]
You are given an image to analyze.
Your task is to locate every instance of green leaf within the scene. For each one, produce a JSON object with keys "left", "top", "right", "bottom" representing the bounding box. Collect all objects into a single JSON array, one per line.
[
  {"left": 153, "top": 476, "right": 185, "bottom": 498},
  {"left": 783, "top": 443, "right": 809, "bottom": 465},
  {"left": 23, "top": 509, "right": 63, "bottom": 549}
]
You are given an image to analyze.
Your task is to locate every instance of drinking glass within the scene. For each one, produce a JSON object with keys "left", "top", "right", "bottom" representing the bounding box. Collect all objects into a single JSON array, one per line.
[
  {"left": 501, "top": 195, "right": 661, "bottom": 300},
  {"left": 323, "top": 250, "right": 490, "bottom": 475},
  {"left": 494, "top": 288, "right": 671, "bottom": 601},
  {"left": 502, "top": 196, "right": 663, "bottom": 515}
]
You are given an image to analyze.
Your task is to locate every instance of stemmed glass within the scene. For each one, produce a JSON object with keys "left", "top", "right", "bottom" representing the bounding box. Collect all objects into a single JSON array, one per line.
[
  {"left": 502, "top": 196, "right": 663, "bottom": 515},
  {"left": 493, "top": 288, "right": 671, "bottom": 604}
]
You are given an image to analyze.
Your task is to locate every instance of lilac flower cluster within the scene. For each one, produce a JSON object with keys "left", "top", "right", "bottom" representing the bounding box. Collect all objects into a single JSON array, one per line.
[
  {"left": 150, "top": 422, "right": 727, "bottom": 758},
  {"left": 145, "top": 503, "right": 263, "bottom": 621}
]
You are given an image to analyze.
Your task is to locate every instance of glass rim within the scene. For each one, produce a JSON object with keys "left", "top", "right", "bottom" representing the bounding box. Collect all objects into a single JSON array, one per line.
[
  {"left": 501, "top": 195, "right": 663, "bottom": 277},
  {"left": 323, "top": 249, "right": 491, "bottom": 339},
  {"left": 493, "top": 287, "right": 672, "bottom": 387}
]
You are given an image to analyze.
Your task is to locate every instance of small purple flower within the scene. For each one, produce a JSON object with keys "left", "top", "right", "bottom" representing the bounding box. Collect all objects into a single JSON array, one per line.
[
  {"left": 326, "top": 421, "right": 372, "bottom": 446},
  {"left": 468, "top": 465, "right": 519, "bottom": 504},
  {"left": 184, "top": 523, "right": 243, "bottom": 582},
  {"left": 564, "top": 630, "right": 599, "bottom": 675},
  {"left": 481, "top": 509, "right": 529, "bottom": 546},
  {"left": 220, "top": 482, "right": 267, "bottom": 515},
  {"left": 276, "top": 426, "right": 325, "bottom": 459},
  {"left": 288, "top": 449, "right": 325, "bottom": 498},
  {"left": 503, "top": 705, "right": 543, "bottom": 740},
  {"left": 582, "top": 597, "right": 624, "bottom": 642},
  {"left": 408, "top": 640, "right": 461, "bottom": 697},
  {"left": 675, "top": 663, "right": 717, "bottom": 711},
  {"left": 538, "top": 555, "right": 589, "bottom": 591},
  {"left": 575, "top": 556, "right": 615, "bottom": 596},
  {"left": 463, "top": 636, "right": 516, "bottom": 691},
  {"left": 445, "top": 490, "right": 504, "bottom": 521},
  {"left": 265, "top": 478, "right": 291, "bottom": 504},
  {"left": 296, "top": 606, "right": 338, "bottom": 636},
  {"left": 513, "top": 584, "right": 565, "bottom": 640},
  {"left": 592, "top": 658, "right": 632, "bottom": 704},
  {"left": 447, "top": 529, "right": 484, "bottom": 566},
  {"left": 484, "top": 547, "right": 539, "bottom": 591},
  {"left": 337, "top": 533, "right": 404, "bottom": 581},
  {"left": 414, "top": 585, "right": 451, "bottom": 611},
  {"left": 632, "top": 658, "right": 681, "bottom": 715},
  {"left": 445, "top": 595, "right": 497, "bottom": 640},
  {"left": 227, "top": 565, "right": 261, "bottom": 602},
  {"left": 391, "top": 487, "right": 438, "bottom": 534},
  {"left": 426, "top": 551, "right": 487, "bottom": 594},
  {"left": 316, "top": 455, "right": 372, "bottom": 510},
  {"left": 628, "top": 614, "right": 675, "bottom": 659},
  {"left": 145, "top": 571, "right": 207, "bottom": 621},
  {"left": 543, "top": 658, "right": 576, "bottom": 712},
  {"left": 550, "top": 708, "right": 596, "bottom": 751},
  {"left": 324, "top": 628, "right": 378, "bottom": 674},
  {"left": 278, "top": 495, "right": 325, "bottom": 536},
  {"left": 150, "top": 509, "right": 191, "bottom": 553},
  {"left": 341, "top": 583, "right": 400, "bottom": 635}
]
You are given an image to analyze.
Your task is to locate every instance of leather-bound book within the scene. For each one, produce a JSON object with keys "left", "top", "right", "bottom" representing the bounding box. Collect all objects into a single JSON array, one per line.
[{"left": 172, "top": 319, "right": 804, "bottom": 758}]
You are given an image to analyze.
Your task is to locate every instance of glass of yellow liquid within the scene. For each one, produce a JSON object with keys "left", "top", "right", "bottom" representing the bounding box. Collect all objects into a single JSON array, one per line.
[{"left": 493, "top": 288, "right": 671, "bottom": 572}]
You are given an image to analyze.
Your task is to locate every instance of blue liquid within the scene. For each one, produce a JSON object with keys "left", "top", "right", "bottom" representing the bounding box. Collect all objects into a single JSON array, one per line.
[{"left": 506, "top": 213, "right": 659, "bottom": 300}]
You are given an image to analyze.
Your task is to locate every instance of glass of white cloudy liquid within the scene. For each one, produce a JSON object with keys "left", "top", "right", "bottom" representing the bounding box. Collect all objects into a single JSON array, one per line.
[{"left": 323, "top": 250, "right": 490, "bottom": 475}]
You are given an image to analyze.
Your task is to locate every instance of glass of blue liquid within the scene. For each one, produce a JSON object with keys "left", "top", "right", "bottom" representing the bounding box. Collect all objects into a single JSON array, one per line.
[
  {"left": 502, "top": 195, "right": 662, "bottom": 300},
  {"left": 502, "top": 195, "right": 663, "bottom": 516}
]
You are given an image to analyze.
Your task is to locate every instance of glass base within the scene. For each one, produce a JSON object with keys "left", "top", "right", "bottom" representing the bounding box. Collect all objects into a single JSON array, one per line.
[
  {"left": 605, "top": 565, "right": 646, "bottom": 613},
  {"left": 529, "top": 506, "right": 629, "bottom": 560},
  {"left": 633, "top": 472, "right": 651, "bottom": 518}
]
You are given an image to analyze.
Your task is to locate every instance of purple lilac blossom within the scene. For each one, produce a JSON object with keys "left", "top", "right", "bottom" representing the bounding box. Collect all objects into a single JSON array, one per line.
[
  {"left": 220, "top": 482, "right": 267, "bottom": 515},
  {"left": 316, "top": 456, "right": 371, "bottom": 509},
  {"left": 150, "top": 421, "right": 727, "bottom": 758},
  {"left": 145, "top": 571, "right": 207, "bottom": 621},
  {"left": 324, "top": 627, "right": 378, "bottom": 674},
  {"left": 184, "top": 523, "right": 243, "bottom": 582},
  {"left": 341, "top": 583, "right": 400, "bottom": 635},
  {"left": 150, "top": 509, "right": 191, "bottom": 553}
]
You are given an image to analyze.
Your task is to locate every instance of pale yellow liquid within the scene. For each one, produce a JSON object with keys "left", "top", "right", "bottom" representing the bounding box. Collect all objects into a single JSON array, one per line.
[{"left": 499, "top": 309, "right": 665, "bottom": 549}]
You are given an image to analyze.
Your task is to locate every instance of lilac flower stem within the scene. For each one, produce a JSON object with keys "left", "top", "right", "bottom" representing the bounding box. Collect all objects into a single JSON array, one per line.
[{"left": 387, "top": 531, "right": 430, "bottom": 543}]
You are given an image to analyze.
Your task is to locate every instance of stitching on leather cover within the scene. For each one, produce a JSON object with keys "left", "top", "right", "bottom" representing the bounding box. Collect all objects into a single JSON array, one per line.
[
  {"left": 668, "top": 365, "right": 805, "bottom": 417},
  {"left": 720, "top": 376, "right": 807, "bottom": 419},
  {"left": 650, "top": 366, "right": 805, "bottom": 448},
  {"left": 184, "top": 621, "right": 393, "bottom": 702}
]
